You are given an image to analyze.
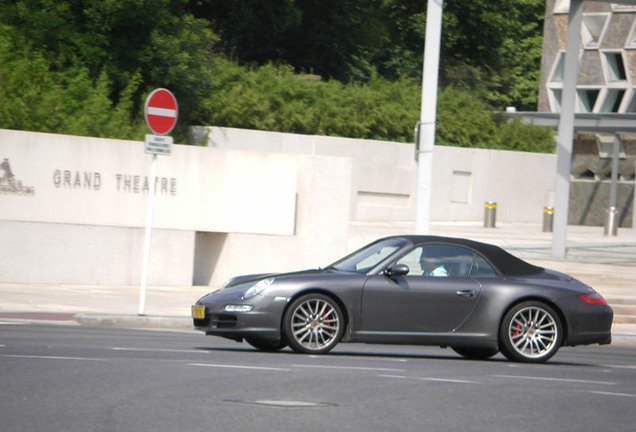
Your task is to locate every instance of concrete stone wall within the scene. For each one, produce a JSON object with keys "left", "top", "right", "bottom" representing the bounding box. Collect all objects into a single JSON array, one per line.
[
  {"left": 193, "top": 126, "right": 558, "bottom": 225},
  {"left": 2, "top": 127, "right": 561, "bottom": 286}
]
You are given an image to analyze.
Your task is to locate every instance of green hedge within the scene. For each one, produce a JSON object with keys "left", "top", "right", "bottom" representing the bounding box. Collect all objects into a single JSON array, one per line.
[{"left": 203, "top": 59, "right": 554, "bottom": 153}]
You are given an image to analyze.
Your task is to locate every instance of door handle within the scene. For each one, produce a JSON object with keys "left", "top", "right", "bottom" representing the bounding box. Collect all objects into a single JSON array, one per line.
[{"left": 456, "top": 290, "right": 476, "bottom": 298}]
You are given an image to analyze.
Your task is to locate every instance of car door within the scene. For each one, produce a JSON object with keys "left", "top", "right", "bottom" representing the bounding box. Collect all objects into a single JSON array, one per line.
[{"left": 360, "top": 244, "right": 482, "bottom": 334}]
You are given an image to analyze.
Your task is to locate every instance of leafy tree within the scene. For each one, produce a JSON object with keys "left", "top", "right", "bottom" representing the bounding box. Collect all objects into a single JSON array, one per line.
[
  {"left": 1, "top": 0, "right": 553, "bottom": 152},
  {"left": 0, "top": 26, "right": 146, "bottom": 138},
  {"left": 191, "top": 0, "right": 545, "bottom": 110},
  {"left": 1, "top": 0, "right": 217, "bottom": 139}
]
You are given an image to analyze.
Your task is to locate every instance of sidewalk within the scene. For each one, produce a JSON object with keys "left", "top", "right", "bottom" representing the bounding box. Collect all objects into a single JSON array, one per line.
[{"left": 1, "top": 222, "right": 635, "bottom": 346}]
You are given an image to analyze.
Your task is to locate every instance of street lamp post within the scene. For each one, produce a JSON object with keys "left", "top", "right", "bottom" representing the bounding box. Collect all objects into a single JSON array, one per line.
[{"left": 416, "top": 0, "right": 444, "bottom": 234}]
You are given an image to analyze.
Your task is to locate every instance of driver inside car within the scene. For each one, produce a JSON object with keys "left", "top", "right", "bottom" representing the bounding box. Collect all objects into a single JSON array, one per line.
[{"left": 420, "top": 251, "right": 449, "bottom": 277}]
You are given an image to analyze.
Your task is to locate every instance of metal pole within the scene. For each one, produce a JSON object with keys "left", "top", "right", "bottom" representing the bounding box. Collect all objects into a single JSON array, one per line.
[
  {"left": 416, "top": 0, "right": 444, "bottom": 234},
  {"left": 552, "top": 0, "right": 583, "bottom": 259},
  {"left": 634, "top": 158, "right": 636, "bottom": 229},
  {"left": 609, "top": 133, "right": 620, "bottom": 208},
  {"left": 139, "top": 153, "right": 158, "bottom": 315}
]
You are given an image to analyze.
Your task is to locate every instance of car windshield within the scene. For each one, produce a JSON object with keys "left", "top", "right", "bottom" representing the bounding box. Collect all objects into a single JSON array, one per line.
[{"left": 328, "top": 238, "right": 409, "bottom": 274}]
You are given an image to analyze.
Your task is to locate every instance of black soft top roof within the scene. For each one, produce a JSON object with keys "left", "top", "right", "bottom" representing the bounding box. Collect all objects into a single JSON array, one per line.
[{"left": 394, "top": 235, "right": 544, "bottom": 276}]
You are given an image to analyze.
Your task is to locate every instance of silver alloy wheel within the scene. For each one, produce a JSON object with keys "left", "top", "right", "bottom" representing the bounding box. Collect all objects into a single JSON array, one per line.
[
  {"left": 290, "top": 297, "right": 341, "bottom": 351},
  {"left": 508, "top": 306, "right": 558, "bottom": 359}
]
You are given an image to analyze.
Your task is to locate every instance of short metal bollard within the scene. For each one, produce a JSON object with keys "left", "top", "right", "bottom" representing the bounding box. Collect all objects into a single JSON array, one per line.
[
  {"left": 604, "top": 207, "right": 619, "bottom": 236},
  {"left": 542, "top": 207, "right": 554, "bottom": 232},
  {"left": 484, "top": 201, "right": 497, "bottom": 228}
]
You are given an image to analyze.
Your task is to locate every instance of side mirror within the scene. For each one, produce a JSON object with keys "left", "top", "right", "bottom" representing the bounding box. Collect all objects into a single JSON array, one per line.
[{"left": 385, "top": 264, "right": 410, "bottom": 277}]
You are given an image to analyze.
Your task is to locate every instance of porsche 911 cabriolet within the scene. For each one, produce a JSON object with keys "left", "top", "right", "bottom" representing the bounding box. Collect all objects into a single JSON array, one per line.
[{"left": 192, "top": 236, "right": 613, "bottom": 363}]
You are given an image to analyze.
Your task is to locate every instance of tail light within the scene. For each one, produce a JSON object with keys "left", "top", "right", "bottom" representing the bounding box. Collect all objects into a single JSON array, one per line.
[{"left": 578, "top": 292, "right": 607, "bottom": 305}]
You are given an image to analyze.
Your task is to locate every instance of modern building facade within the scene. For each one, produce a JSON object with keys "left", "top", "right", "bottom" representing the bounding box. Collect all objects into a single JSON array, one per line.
[
  {"left": 539, "top": 0, "right": 636, "bottom": 114},
  {"left": 538, "top": 0, "right": 636, "bottom": 227}
]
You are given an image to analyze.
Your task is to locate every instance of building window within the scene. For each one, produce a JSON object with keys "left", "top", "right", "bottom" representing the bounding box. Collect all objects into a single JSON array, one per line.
[
  {"left": 554, "top": 0, "right": 570, "bottom": 14},
  {"left": 626, "top": 91, "right": 636, "bottom": 113},
  {"left": 577, "top": 89, "right": 600, "bottom": 113},
  {"left": 612, "top": 4, "right": 636, "bottom": 13},
  {"left": 602, "top": 52, "right": 628, "bottom": 82},
  {"left": 550, "top": 88, "right": 563, "bottom": 113},
  {"left": 599, "top": 89, "right": 626, "bottom": 113},
  {"left": 550, "top": 52, "right": 566, "bottom": 83},
  {"left": 582, "top": 14, "right": 610, "bottom": 48},
  {"left": 627, "top": 18, "right": 636, "bottom": 48}
]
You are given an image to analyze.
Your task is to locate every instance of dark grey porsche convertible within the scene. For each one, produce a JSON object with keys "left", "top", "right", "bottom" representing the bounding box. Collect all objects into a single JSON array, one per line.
[{"left": 192, "top": 236, "right": 613, "bottom": 363}]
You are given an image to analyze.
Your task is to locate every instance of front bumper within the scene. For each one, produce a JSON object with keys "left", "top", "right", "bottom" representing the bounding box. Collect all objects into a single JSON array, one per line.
[{"left": 192, "top": 295, "right": 289, "bottom": 342}]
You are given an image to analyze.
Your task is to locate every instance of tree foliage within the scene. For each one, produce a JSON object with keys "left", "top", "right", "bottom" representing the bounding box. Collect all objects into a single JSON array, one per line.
[
  {"left": 0, "top": 0, "right": 553, "bottom": 152},
  {"left": 195, "top": 0, "right": 546, "bottom": 111},
  {"left": 0, "top": 0, "right": 216, "bottom": 139},
  {"left": 203, "top": 59, "right": 553, "bottom": 152}
]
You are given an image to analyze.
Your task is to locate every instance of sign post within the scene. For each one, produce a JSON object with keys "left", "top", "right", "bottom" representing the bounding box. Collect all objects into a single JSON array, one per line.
[{"left": 139, "top": 88, "right": 178, "bottom": 315}]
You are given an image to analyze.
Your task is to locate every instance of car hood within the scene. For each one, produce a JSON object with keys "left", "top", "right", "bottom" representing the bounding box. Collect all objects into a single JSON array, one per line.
[{"left": 223, "top": 268, "right": 329, "bottom": 289}]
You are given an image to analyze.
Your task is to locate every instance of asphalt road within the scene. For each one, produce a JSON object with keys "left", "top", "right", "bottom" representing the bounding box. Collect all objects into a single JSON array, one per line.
[{"left": 1, "top": 324, "right": 635, "bottom": 432}]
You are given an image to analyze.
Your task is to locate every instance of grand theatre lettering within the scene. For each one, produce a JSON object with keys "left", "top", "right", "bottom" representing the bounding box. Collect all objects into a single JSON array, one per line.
[{"left": 53, "top": 169, "right": 177, "bottom": 196}]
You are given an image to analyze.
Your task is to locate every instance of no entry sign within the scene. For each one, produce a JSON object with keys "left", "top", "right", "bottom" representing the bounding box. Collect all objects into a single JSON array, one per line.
[{"left": 144, "top": 88, "right": 178, "bottom": 135}]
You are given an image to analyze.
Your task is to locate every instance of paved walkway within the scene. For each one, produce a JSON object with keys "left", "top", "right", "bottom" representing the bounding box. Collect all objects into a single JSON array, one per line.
[{"left": 1, "top": 222, "right": 635, "bottom": 345}]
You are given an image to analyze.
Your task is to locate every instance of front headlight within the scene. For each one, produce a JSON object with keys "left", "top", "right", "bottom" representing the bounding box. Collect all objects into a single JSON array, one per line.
[{"left": 242, "top": 278, "right": 275, "bottom": 299}]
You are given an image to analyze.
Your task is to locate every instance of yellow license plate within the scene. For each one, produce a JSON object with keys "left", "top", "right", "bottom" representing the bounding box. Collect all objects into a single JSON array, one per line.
[{"left": 191, "top": 305, "right": 205, "bottom": 319}]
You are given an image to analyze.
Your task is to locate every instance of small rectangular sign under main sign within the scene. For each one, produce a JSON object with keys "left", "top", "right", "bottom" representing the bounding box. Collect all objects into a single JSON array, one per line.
[{"left": 145, "top": 134, "right": 173, "bottom": 155}]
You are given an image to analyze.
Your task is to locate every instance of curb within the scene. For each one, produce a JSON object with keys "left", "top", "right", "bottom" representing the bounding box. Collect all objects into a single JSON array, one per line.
[{"left": 73, "top": 313, "right": 193, "bottom": 329}]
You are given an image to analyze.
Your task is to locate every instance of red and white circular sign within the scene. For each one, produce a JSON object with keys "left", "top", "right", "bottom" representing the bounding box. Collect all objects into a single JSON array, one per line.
[{"left": 144, "top": 88, "right": 178, "bottom": 135}]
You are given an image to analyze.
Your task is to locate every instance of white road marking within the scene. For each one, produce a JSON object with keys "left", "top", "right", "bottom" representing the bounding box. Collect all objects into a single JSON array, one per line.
[
  {"left": 2, "top": 354, "right": 107, "bottom": 361},
  {"left": 188, "top": 363, "right": 290, "bottom": 371},
  {"left": 601, "top": 364, "right": 636, "bottom": 370},
  {"left": 379, "top": 374, "right": 480, "bottom": 384},
  {"left": 589, "top": 391, "right": 636, "bottom": 398},
  {"left": 308, "top": 354, "right": 408, "bottom": 363},
  {"left": 495, "top": 374, "right": 615, "bottom": 386},
  {"left": 113, "top": 347, "right": 205, "bottom": 354},
  {"left": 292, "top": 364, "right": 405, "bottom": 372}
]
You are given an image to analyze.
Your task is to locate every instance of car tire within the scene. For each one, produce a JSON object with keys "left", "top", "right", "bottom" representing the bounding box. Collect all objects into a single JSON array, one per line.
[
  {"left": 451, "top": 346, "right": 499, "bottom": 360},
  {"left": 245, "top": 337, "right": 287, "bottom": 352},
  {"left": 499, "top": 301, "right": 563, "bottom": 363},
  {"left": 283, "top": 293, "right": 344, "bottom": 354}
]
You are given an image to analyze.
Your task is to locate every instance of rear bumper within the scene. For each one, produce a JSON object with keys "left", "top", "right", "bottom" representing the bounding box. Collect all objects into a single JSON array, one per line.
[{"left": 564, "top": 304, "right": 613, "bottom": 346}]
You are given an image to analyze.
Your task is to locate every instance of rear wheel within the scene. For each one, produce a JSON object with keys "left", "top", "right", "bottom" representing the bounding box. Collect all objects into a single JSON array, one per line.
[
  {"left": 499, "top": 301, "right": 563, "bottom": 363},
  {"left": 245, "top": 337, "right": 287, "bottom": 352},
  {"left": 451, "top": 346, "right": 499, "bottom": 360},
  {"left": 283, "top": 294, "right": 344, "bottom": 354}
]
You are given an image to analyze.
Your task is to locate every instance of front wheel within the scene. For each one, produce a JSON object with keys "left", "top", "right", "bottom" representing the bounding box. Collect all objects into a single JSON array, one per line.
[
  {"left": 499, "top": 301, "right": 563, "bottom": 363},
  {"left": 283, "top": 294, "right": 344, "bottom": 354}
]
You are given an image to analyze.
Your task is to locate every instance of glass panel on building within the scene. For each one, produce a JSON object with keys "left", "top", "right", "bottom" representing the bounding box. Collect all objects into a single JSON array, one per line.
[
  {"left": 582, "top": 14, "right": 609, "bottom": 48},
  {"left": 577, "top": 89, "right": 600, "bottom": 113},
  {"left": 626, "top": 91, "right": 636, "bottom": 113},
  {"left": 599, "top": 89, "right": 626, "bottom": 113},
  {"left": 628, "top": 18, "right": 636, "bottom": 48},
  {"left": 554, "top": 0, "right": 570, "bottom": 14},
  {"left": 551, "top": 52, "right": 566, "bottom": 83},
  {"left": 603, "top": 52, "right": 627, "bottom": 82},
  {"left": 550, "top": 88, "right": 563, "bottom": 112}
]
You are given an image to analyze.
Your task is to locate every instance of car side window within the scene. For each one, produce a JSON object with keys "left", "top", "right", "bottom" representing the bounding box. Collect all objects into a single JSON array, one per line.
[
  {"left": 395, "top": 244, "right": 475, "bottom": 278},
  {"left": 470, "top": 255, "right": 498, "bottom": 278},
  {"left": 353, "top": 245, "right": 401, "bottom": 272}
]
